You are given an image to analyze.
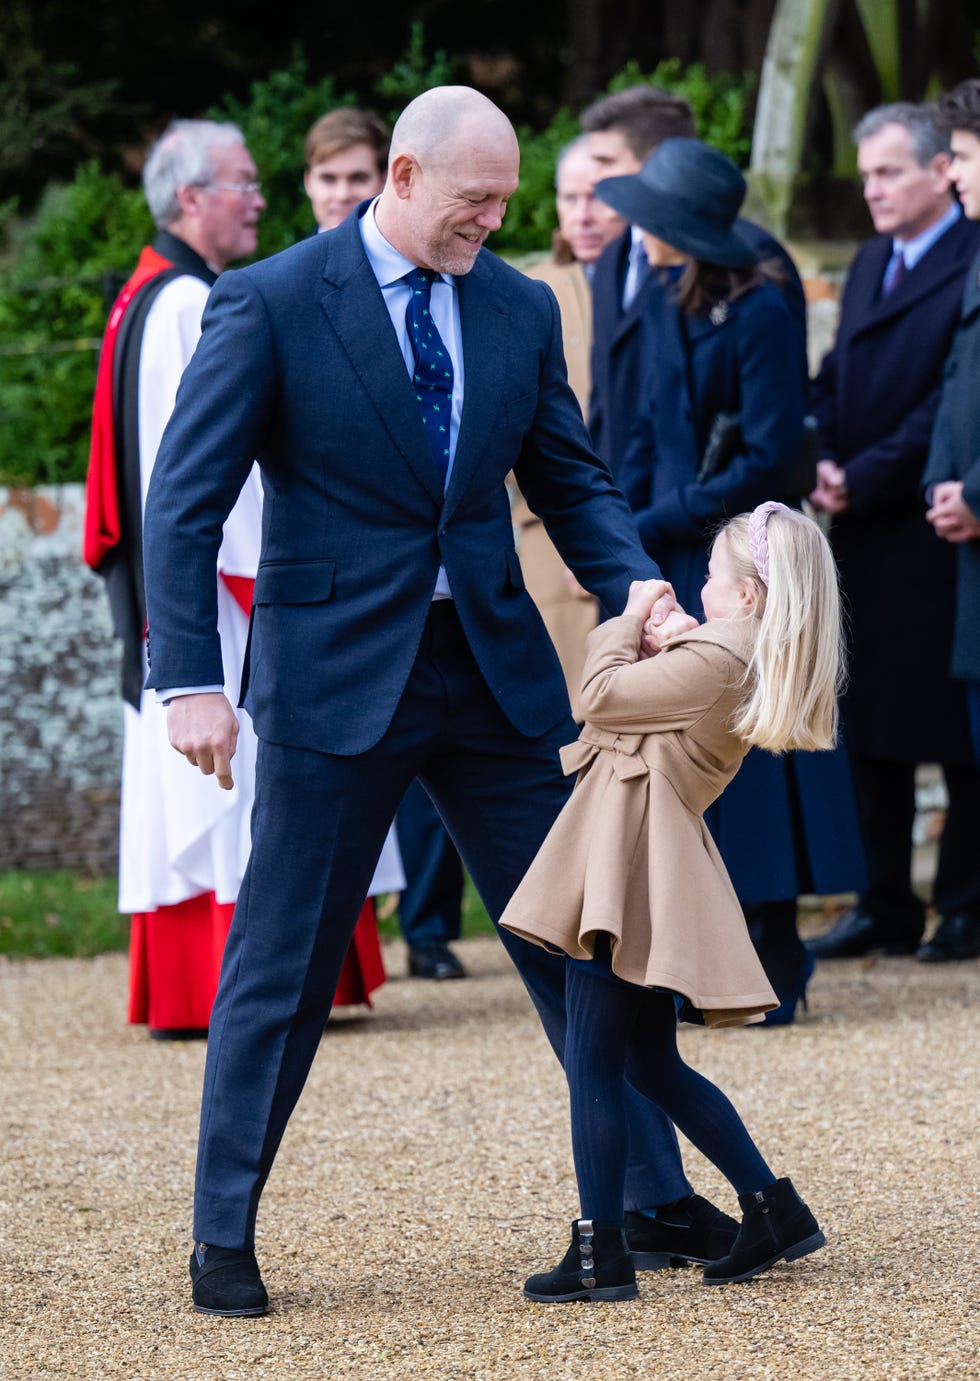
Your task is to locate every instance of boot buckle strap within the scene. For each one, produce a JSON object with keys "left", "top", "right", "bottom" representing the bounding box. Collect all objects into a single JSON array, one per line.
[{"left": 577, "top": 1219, "right": 596, "bottom": 1287}]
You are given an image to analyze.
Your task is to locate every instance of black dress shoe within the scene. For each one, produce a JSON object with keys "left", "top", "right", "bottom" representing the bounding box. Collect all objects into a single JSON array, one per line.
[
  {"left": 189, "top": 1243, "right": 269, "bottom": 1316},
  {"left": 807, "top": 908, "right": 920, "bottom": 959},
  {"left": 624, "top": 1194, "right": 738, "bottom": 1268},
  {"left": 149, "top": 1027, "right": 208, "bottom": 1041},
  {"left": 917, "top": 913, "right": 980, "bottom": 962},
  {"left": 407, "top": 941, "right": 466, "bottom": 980}
]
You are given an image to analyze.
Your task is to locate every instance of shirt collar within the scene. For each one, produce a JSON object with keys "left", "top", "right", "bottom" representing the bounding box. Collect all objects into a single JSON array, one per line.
[
  {"left": 893, "top": 200, "right": 961, "bottom": 268},
  {"left": 359, "top": 197, "right": 454, "bottom": 290}
]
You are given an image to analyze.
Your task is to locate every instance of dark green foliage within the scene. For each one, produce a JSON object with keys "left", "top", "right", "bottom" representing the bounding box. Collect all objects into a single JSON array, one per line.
[
  {"left": 0, "top": 49, "right": 754, "bottom": 486},
  {"left": 373, "top": 20, "right": 458, "bottom": 122},
  {"left": 207, "top": 47, "right": 355, "bottom": 259},
  {"left": 608, "top": 59, "right": 756, "bottom": 166},
  {"left": 0, "top": 166, "right": 150, "bottom": 485}
]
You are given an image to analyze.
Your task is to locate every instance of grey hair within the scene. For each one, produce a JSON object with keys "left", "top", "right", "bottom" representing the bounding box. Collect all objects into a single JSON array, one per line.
[
  {"left": 555, "top": 134, "right": 591, "bottom": 185},
  {"left": 853, "top": 102, "right": 950, "bottom": 164},
  {"left": 142, "top": 119, "right": 247, "bottom": 228}
]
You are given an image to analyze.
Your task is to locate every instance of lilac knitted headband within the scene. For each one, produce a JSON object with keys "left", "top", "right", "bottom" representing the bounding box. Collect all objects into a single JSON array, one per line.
[{"left": 747, "top": 501, "right": 791, "bottom": 586}]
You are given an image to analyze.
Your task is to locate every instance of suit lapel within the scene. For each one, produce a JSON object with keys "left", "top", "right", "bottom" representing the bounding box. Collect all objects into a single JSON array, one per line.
[
  {"left": 440, "top": 253, "right": 511, "bottom": 524},
  {"left": 318, "top": 218, "right": 445, "bottom": 507},
  {"left": 857, "top": 220, "right": 975, "bottom": 332}
]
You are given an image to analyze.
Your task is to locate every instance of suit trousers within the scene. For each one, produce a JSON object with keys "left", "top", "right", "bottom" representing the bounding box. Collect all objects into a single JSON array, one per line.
[
  {"left": 193, "top": 601, "right": 691, "bottom": 1247},
  {"left": 852, "top": 752, "right": 980, "bottom": 936}
]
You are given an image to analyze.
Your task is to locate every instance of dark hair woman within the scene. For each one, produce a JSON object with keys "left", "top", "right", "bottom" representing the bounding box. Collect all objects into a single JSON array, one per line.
[{"left": 596, "top": 138, "right": 867, "bottom": 1022}]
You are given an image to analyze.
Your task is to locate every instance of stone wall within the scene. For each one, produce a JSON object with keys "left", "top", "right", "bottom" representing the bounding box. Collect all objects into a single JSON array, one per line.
[{"left": 0, "top": 485, "right": 122, "bottom": 871}]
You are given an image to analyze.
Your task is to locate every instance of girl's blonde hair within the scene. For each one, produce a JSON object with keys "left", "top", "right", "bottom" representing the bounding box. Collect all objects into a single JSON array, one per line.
[{"left": 720, "top": 505, "right": 844, "bottom": 753}]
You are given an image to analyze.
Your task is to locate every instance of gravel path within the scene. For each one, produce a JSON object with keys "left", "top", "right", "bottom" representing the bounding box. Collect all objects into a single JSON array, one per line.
[{"left": 1, "top": 930, "right": 977, "bottom": 1380}]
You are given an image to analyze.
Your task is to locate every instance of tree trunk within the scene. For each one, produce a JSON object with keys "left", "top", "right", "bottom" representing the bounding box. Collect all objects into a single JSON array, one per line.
[{"left": 747, "top": 0, "right": 844, "bottom": 235}]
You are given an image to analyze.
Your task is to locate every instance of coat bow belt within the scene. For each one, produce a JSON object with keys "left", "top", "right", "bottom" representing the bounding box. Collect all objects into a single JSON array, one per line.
[{"left": 559, "top": 726, "right": 648, "bottom": 780}]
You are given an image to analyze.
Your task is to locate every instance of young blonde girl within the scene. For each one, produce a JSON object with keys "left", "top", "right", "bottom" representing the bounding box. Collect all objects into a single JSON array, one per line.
[{"left": 502, "top": 502, "right": 843, "bottom": 1302}]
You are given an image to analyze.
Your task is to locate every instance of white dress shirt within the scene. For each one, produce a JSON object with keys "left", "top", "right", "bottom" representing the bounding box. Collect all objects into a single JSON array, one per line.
[{"left": 359, "top": 198, "right": 464, "bottom": 598}]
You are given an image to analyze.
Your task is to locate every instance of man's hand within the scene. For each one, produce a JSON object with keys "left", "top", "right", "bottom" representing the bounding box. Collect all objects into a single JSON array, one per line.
[
  {"left": 167, "top": 692, "right": 239, "bottom": 790},
  {"left": 623, "top": 579, "right": 698, "bottom": 656},
  {"left": 649, "top": 607, "right": 700, "bottom": 647},
  {"left": 809, "top": 458, "right": 849, "bottom": 514},
  {"left": 562, "top": 566, "right": 595, "bottom": 600},
  {"left": 624, "top": 578, "right": 673, "bottom": 620},
  {"left": 927, "top": 480, "right": 980, "bottom": 543}
]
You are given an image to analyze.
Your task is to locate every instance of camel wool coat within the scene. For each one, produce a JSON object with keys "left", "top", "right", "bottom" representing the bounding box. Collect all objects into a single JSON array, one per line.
[{"left": 501, "top": 614, "right": 778, "bottom": 1027}]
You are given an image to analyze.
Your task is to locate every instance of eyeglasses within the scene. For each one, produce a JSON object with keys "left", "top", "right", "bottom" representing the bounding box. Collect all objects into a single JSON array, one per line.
[{"left": 205, "top": 180, "right": 263, "bottom": 196}]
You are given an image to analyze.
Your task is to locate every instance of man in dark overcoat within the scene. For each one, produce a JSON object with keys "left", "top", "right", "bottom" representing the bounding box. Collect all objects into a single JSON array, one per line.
[{"left": 809, "top": 101, "right": 980, "bottom": 963}]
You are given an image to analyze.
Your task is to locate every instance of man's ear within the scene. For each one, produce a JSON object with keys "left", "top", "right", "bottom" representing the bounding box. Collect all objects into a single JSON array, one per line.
[
  {"left": 388, "top": 153, "right": 417, "bottom": 201},
  {"left": 176, "top": 183, "right": 206, "bottom": 219},
  {"left": 930, "top": 151, "right": 953, "bottom": 193}
]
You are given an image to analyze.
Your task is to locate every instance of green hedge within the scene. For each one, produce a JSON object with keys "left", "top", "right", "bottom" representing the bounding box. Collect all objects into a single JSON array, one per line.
[{"left": 0, "top": 48, "right": 754, "bottom": 487}]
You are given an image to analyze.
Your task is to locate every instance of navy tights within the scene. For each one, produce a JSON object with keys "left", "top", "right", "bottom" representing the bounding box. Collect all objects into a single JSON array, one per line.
[{"left": 565, "top": 961, "right": 774, "bottom": 1221}]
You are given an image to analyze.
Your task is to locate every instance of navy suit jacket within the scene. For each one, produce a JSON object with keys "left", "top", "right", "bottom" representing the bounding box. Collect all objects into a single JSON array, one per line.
[
  {"left": 589, "top": 220, "right": 807, "bottom": 483},
  {"left": 142, "top": 207, "right": 659, "bottom": 756},
  {"left": 619, "top": 279, "right": 806, "bottom": 615}
]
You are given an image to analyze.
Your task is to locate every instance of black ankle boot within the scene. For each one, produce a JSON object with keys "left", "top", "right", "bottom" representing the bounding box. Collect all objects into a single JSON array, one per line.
[
  {"left": 524, "top": 1219, "right": 638, "bottom": 1302},
  {"left": 703, "top": 1178, "right": 825, "bottom": 1285}
]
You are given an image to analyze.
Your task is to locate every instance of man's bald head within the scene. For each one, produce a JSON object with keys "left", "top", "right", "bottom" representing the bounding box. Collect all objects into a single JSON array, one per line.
[
  {"left": 376, "top": 86, "right": 520, "bottom": 275},
  {"left": 389, "top": 86, "right": 519, "bottom": 170}
]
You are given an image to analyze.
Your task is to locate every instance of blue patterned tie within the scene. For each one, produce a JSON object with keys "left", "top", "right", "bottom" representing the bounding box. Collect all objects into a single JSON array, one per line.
[{"left": 404, "top": 267, "right": 454, "bottom": 485}]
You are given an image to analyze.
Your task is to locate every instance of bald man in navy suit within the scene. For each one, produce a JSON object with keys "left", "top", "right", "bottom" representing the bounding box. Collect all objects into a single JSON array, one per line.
[{"left": 143, "top": 86, "right": 739, "bottom": 1317}]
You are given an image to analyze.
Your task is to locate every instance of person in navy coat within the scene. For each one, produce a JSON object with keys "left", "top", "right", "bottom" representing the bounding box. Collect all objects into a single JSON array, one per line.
[
  {"left": 142, "top": 87, "right": 741, "bottom": 1318},
  {"left": 580, "top": 86, "right": 807, "bottom": 484},
  {"left": 598, "top": 139, "right": 867, "bottom": 1023},
  {"left": 808, "top": 102, "right": 980, "bottom": 964}
]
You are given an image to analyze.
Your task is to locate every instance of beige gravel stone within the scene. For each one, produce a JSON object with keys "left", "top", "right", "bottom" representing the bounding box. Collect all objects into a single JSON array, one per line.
[{"left": 0, "top": 930, "right": 977, "bottom": 1380}]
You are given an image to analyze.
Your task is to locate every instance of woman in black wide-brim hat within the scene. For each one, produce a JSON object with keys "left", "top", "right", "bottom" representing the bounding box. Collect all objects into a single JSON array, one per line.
[{"left": 595, "top": 138, "right": 867, "bottom": 1023}]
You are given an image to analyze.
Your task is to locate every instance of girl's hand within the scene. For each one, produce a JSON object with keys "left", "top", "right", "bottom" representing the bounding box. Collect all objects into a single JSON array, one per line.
[{"left": 623, "top": 578, "right": 672, "bottom": 619}]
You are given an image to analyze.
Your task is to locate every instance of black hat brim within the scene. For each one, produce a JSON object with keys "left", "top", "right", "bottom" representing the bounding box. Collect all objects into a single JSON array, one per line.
[{"left": 595, "top": 174, "right": 758, "bottom": 270}]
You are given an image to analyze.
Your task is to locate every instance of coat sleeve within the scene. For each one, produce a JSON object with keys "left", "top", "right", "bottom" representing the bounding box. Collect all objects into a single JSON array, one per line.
[
  {"left": 578, "top": 616, "right": 738, "bottom": 732},
  {"left": 143, "top": 269, "right": 278, "bottom": 690},
  {"left": 842, "top": 384, "right": 945, "bottom": 513},
  {"left": 809, "top": 341, "right": 840, "bottom": 461},
  {"left": 633, "top": 292, "right": 806, "bottom": 548},
  {"left": 512, "top": 281, "right": 662, "bottom": 614},
  {"left": 922, "top": 365, "right": 957, "bottom": 493}
]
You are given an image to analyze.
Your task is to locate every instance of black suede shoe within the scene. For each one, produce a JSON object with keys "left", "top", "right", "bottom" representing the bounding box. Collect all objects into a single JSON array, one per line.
[
  {"left": 524, "top": 1219, "right": 638, "bottom": 1302},
  {"left": 625, "top": 1194, "right": 738, "bottom": 1268},
  {"left": 189, "top": 1243, "right": 270, "bottom": 1316},
  {"left": 407, "top": 941, "right": 466, "bottom": 980},
  {"left": 703, "top": 1178, "right": 825, "bottom": 1285},
  {"left": 807, "top": 909, "right": 920, "bottom": 959},
  {"left": 917, "top": 913, "right": 980, "bottom": 962}
]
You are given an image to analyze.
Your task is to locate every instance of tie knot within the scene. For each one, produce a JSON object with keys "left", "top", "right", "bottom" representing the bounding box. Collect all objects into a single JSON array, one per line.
[{"left": 405, "top": 267, "right": 437, "bottom": 295}]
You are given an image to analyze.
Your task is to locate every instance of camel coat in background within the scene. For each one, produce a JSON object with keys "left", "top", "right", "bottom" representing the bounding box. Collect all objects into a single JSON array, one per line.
[
  {"left": 501, "top": 615, "right": 779, "bottom": 1027},
  {"left": 512, "top": 257, "right": 598, "bottom": 717}
]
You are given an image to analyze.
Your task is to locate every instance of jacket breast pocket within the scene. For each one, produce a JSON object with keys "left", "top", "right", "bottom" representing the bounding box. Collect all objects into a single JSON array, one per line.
[{"left": 252, "top": 559, "right": 336, "bottom": 605}]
